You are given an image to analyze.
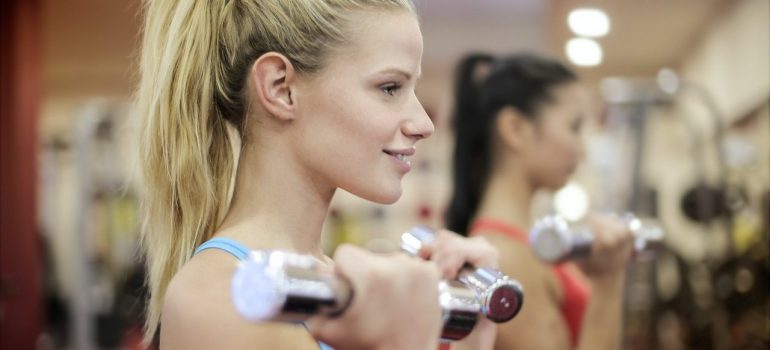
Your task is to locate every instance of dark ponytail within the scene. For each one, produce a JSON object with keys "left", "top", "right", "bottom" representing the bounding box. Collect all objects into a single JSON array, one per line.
[
  {"left": 446, "top": 53, "right": 494, "bottom": 235},
  {"left": 446, "top": 53, "right": 577, "bottom": 235}
]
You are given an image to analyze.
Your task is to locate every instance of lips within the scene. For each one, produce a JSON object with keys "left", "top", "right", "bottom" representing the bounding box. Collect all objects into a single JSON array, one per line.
[
  {"left": 383, "top": 147, "right": 415, "bottom": 169},
  {"left": 394, "top": 153, "right": 409, "bottom": 163}
]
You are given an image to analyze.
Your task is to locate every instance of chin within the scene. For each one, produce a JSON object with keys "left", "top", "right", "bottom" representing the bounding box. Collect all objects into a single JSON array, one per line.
[
  {"left": 369, "top": 188, "right": 403, "bottom": 205},
  {"left": 543, "top": 177, "right": 570, "bottom": 192},
  {"left": 349, "top": 183, "right": 403, "bottom": 205}
]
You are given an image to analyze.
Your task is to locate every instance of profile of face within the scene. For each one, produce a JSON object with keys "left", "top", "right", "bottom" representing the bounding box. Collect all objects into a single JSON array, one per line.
[
  {"left": 517, "top": 83, "right": 587, "bottom": 190},
  {"left": 291, "top": 9, "right": 433, "bottom": 204}
]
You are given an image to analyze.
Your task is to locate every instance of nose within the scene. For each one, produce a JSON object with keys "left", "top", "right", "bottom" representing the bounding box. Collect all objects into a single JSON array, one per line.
[{"left": 402, "top": 100, "right": 434, "bottom": 141}]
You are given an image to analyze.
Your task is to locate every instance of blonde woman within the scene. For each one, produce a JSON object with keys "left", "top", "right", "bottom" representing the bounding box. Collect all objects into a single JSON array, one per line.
[{"left": 136, "top": 1, "right": 498, "bottom": 349}]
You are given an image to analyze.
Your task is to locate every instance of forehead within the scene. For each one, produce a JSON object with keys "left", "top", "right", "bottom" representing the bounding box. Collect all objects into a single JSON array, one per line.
[
  {"left": 539, "top": 83, "right": 590, "bottom": 118},
  {"left": 323, "top": 9, "right": 423, "bottom": 76},
  {"left": 548, "top": 83, "right": 587, "bottom": 109}
]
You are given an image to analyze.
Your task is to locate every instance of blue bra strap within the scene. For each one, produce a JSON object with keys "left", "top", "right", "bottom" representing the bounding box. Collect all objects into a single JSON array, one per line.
[
  {"left": 301, "top": 322, "right": 335, "bottom": 350},
  {"left": 195, "top": 238, "right": 334, "bottom": 350},
  {"left": 193, "top": 237, "right": 251, "bottom": 261}
]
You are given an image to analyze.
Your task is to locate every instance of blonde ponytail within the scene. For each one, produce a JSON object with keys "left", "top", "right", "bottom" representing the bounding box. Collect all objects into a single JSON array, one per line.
[
  {"left": 135, "top": 0, "right": 415, "bottom": 344},
  {"left": 136, "top": 0, "right": 234, "bottom": 343}
]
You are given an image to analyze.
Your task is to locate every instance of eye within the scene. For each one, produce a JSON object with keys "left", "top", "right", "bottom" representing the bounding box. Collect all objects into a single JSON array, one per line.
[
  {"left": 571, "top": 117, "right": 583, "bottom": 133},
  {"left": 380, "top": 83, "right": 402, "bottom": 96}
]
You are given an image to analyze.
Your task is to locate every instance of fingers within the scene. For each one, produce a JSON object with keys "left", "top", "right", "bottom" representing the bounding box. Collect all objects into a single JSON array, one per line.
[
  {"left": 579, "top": 213, "right": 636, "bottom": 278},
  {"left": 331, "top": 244, "right": 372, "bottom": 280},
  {"left": 421, "top": 229, "right": 499, "bottom": 279},
  {"left": 308, "top": 245, "right": 380, "bottom": 343},
  {"left": 309, "top": 244, "right": 442, "bottom": 350},
  {"left": 309, "top": 232, "right": 501, "bottom": 349},
  {"left": 586, "top": 213, "right": 634, "bottom": 251}
]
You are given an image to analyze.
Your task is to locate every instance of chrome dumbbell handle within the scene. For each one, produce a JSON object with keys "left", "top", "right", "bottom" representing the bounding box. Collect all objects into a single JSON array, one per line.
[
  {"left": 231, "top": 250, "right": 481, "bottom": 341},
  {"left": 401, "top": 226, "right": 524, "bottom": 323},
  {"left": 626, "top": 215, "right": 665, "bottom": 250},
  {"left": 231, "top": 250, "right": 351, "bottom": 323},
  {"left": 437, "top": 281, "right": 481, "bottom": 341},
  {"left": 529, "top": 214, "right": 665, "bottom": 263}
]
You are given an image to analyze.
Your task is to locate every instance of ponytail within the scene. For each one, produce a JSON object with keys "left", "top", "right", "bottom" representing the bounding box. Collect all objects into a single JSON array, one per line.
[
  {"left": 446, "top": 53, "right": 494, "bottom": 235},
  {"left": 136, "top": 0, "right": 235, "bottom": 343}
]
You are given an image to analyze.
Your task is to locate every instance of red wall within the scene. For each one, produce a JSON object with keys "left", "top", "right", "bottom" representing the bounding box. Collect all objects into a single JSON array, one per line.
[{"left": 1, "top": 0, "right": 44, "bottom": 348}]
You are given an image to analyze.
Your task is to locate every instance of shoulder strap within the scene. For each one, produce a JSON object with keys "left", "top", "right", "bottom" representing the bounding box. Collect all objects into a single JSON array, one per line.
[
  {"left": 194, "top": 237, "right": 251, "bottom": 261},
  {"left": 469, "top": 218, "right": 528, "bottom": 243}
]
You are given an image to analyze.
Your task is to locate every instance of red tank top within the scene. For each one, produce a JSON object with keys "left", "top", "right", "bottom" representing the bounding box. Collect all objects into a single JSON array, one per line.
[{"left": 470, "top": 218, "right": 590, "bottom": 347}]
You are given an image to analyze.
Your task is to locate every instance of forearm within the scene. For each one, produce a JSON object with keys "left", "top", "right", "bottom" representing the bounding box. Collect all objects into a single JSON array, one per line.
[{"left": 576, "top": 274, "right": 625, "bottom": 350}]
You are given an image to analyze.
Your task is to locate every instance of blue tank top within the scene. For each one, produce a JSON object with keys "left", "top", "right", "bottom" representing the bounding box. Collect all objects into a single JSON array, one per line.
[{"left": 194, "top": 237, "right": 334, "bottom": 350}]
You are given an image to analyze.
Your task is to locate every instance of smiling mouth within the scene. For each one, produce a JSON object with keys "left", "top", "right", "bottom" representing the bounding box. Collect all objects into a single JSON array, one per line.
[
  {"left": 383, "top": 150, "right": 412, "bottom": 166},
  {"left": 395, "top": 153, "right": 411, "bottom": 165}
]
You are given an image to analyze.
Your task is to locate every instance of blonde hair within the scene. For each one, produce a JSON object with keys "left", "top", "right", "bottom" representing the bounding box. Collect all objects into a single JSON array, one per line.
[{"left": 135, "top": 0, "right": 415, "bottom": 344}]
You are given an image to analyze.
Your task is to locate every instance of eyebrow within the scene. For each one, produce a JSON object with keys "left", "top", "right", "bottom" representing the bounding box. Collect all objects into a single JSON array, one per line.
[{"left": 377, "top": 68, "right": 422, "bottom": 81}]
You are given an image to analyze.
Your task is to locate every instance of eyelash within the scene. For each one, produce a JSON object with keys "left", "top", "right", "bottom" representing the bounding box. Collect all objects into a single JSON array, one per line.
[
  {"left": 380, "top": 83, "right": 402, "bottom": 96},
  {"left": 571, "top": 121, "right": 582, "bottom": 132}
]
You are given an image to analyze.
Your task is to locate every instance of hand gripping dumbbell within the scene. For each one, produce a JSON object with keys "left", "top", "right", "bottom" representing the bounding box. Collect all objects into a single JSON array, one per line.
[
  {"left": 400, "top": 226, "right": 524, "bottom": 324},
  {"left": 230, "top": 250, "right": 484, "bottom": 341},
  {"left": 529, "top": 214, "right": 665, "bottom": 263}
]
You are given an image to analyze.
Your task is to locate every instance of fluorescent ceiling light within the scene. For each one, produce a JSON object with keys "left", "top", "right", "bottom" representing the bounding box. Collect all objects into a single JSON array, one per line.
[
  {"left": 565, "top": 38, "right": 603, "bottom": 67},
  {"left": 568, "top": 8, "right": 610, "bottom": 37}
]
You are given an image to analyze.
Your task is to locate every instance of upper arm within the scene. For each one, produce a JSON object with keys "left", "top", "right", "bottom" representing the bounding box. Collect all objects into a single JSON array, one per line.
[
  {"left": 480, "top": 234, "right": 571, "bottom": 350},
  {"left": 160, "top": 256, "right": 320, "bottom": 350}
]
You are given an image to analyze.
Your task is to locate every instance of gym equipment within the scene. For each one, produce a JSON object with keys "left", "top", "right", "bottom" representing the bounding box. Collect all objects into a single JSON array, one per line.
[
  {"left": 529, "top": 214, "right": 664, "bottom": 263},
  {"left": 400, "top": 226, "right": 524, "bottom": 323},
  {"left": 231, "top": 250, "right": 482, "bottom": 341}
]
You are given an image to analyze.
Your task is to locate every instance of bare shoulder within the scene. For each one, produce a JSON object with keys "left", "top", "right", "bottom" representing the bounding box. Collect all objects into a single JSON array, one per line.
[
  {"left": 476, "top": 233, "right": 545, "bottom": 275},
  {"left": 160, "top": 250, "right": 319, "bottom": 349},
  {"left": 475, "top": 232, "right": 571, "bottom": 349},
  {"left": 476, "top": 232, "right": 561, "bottom": 300}
]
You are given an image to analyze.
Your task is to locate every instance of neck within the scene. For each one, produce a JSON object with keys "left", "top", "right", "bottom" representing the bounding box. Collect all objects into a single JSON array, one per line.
[
  {"left": 217, "top": 142, "right": 334, "bottom": 258},
  {"left": 475, "top": 165, "right": 536, "bottom": 230}
]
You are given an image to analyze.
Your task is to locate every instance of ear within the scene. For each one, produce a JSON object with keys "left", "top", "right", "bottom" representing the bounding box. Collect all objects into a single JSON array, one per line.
[
  {"left": 494, "top": 106, "right": 534, "bottom": 153},
  {"left": 249, "top": 52, "right": 297, "bottom": 121}
]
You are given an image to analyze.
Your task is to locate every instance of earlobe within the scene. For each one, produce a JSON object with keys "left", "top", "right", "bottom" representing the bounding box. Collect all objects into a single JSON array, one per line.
[
  {"left": 495, "top": 106, "right": 531, "bottom": 152},
  {"left": 250, "top": 52, "right": 297, "bottom": 121}
]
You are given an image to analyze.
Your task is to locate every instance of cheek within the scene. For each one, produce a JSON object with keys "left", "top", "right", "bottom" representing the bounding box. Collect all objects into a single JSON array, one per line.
[
  {"left": 342, "top": 113, "right": 392, "bottom": 159},
  {"left": 316, "top": 105, "right": 391, "bottom": 173},
  {"left": 550, "top": 128, "right": 580, "bottom": 157},
  {"left": 536, "top": 131, "right": 577, "bottom": 174},
  {"left": 297, "top": 103, "right": 367, "bottom": 172},
  {"left": 314, "top": 99, "right": 370, "bottom": 144}
]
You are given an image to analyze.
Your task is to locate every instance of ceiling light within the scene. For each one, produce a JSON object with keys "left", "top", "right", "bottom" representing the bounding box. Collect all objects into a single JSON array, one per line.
[
  {"left": 568, "top": 8, "right": 610, "bottom": 37},
  {"left": 565, "top": 38, "right": 603, "bottom": 67}
]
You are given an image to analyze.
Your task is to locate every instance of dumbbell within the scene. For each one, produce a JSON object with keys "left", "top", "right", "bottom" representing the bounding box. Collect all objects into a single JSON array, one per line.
[
  {"left": 401, "top": 226, "right": 524, "bottom": 323},
  {"left": 231, "top": 250, "right": 482, "bottom": 341},
  {"left": 529, "top": 214, "right": 665, "bottom": 263}
]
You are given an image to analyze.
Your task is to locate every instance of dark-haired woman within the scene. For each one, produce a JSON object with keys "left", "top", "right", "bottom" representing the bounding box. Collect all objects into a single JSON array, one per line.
[{"left": 446, "top": 53, "right": 635, "bottom": 350}]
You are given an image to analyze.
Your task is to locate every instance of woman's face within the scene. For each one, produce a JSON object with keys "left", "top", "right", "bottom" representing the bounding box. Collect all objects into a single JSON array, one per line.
[
  {"left": 521, "top": 83, "right": 587, "bottom": 190},
  {"left": 292, "top": 9, "right": 433, "bottom": 204}
]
